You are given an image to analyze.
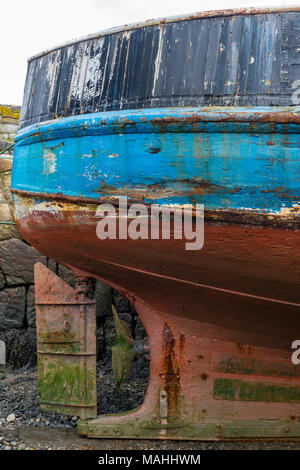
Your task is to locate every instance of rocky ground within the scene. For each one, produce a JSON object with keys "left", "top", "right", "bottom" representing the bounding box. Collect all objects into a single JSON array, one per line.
[
  {"left": 0, "top": 355, "right": 149, "bottom": 429},
  {"left": 1, "top": 357, "right": 300, "bottom": 450}
]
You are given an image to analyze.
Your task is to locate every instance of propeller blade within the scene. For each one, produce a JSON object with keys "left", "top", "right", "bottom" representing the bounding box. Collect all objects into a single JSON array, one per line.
[{"left": 111, "top": 305, "right": 135, "bottom": 392}]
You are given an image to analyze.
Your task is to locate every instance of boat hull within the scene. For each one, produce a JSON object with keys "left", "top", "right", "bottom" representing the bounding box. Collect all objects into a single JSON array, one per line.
[
  {"left": 12, "top": 6, "right": 300, "bottom": 436},
  {"left": 19, "top": 9, "right": 300, "bottom": 129},
  {"left": 12, "top": 107, "right": 300, "bottom": 217},
  {"left": 11, "top": 106, "right": 300, "bottom": 438},
  {"left": 13, "top": 195, "right": 300, "bottom": 439}
]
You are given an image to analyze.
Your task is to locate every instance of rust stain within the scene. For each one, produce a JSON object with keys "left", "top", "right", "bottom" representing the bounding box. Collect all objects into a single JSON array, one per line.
[
  {"left": 91, "top": 179, "right": 245, "bottom": 200},
  {"left": 183, "top": 7, "right": 300, "bottom": 21},
  {"left": 11, "top": 189, "right": 300, "bottom": 229},
  {"left": 161, "top": 323, "right": 181, "bottom": 420},
  {"left": 47, "top": 142, "right": 65, "bottom": 150},
  {"left": 149, "top": 147, "right": 161, "bottom": 154},
  {"left": 39, "top": 330, "right": 76, "bottom": 343},
  {"left": 261, "top": 186, "right": 300, "bottom": 201},
  {"left": 149, "top": 111, "right": 300, "bottom": 127},
  {"left": 179, "top": 334, "right": 185, "bottom": 357}
]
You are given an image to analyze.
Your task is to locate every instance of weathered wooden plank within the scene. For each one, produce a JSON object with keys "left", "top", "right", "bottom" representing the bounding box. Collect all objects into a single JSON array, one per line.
[
  {"left": 224, "top": 16, "right": 243, "bottom": 96},
  {"left": 19, "top": 11, "right": 300, "bottom": 129},
  {"left": 190, "top": 18, "right": 211, "bottom": 97},
  {"left": 214, "top": 18, "right": 230, "bottom": 97},
  {"left": 258, "top": 15, "right": 277, "bottom": 94},
  {"left": 204, "top": 18, "right": 223, "bottom": 95},
  {"left": 236, "top": 16, "right": 254, "bottom": 97}
]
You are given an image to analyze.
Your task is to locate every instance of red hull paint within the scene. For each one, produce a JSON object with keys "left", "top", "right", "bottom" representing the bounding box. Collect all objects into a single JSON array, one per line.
[
  {"left": 18, "top": 207, "right": 300, "bottom": 351},
  {"left": 14, "top": 198, "right": 300, "bottom": 438}
]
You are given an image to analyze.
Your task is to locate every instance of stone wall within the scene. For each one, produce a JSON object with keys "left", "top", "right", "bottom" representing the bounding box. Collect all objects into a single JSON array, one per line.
[
  {"left": 0, "top": 104, "right": 146, "bottom": 369},
  {"left": 0, "top": 105, "right": 20, "bottom": 154}
]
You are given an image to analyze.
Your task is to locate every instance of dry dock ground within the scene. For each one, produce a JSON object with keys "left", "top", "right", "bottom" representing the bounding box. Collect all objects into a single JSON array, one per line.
[{"left": 1, "top": 361, "right": 300, "bottom": 451}]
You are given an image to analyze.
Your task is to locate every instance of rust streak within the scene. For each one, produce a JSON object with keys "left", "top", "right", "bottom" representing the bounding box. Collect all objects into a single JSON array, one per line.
[
  {"left": 12, "top": 188, "right": 300, "bottom": 229},
  {"left": 161, "top": 323, "right": 181, "bottom": 420}
]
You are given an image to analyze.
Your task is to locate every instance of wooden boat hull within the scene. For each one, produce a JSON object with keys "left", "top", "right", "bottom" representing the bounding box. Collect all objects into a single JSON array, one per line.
[
  {"left": 13, "top": 197, "right": 300, "bottom": 439},
  {"left": 11, "top": 107, "right": 300, "bottom": 439},
  {"left": 11, "top": 8, "right": 300, "bottom": 438}
]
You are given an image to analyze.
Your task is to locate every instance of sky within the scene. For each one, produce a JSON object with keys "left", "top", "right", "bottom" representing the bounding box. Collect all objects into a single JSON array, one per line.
[{"left": 0, "top": 0, "right": 297, "bottom": 105}]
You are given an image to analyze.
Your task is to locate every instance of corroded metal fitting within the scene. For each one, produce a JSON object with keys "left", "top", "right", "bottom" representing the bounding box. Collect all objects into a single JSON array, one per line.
[
  {"left": 134, "top": 338, "right": 150, "bottom": 356},
  {"left": 75, "top": 277, "right": 91, "bottom": 296}
]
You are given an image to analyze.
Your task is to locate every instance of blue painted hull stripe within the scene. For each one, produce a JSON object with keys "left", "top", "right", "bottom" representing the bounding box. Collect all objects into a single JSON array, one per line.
[{"left": 12, "top": 107, "right": 300, "bottom": 214}]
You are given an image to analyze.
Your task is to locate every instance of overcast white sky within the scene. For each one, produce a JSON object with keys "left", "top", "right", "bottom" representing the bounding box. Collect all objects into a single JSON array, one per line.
[{"left": 0, "top": 0, "right": 297, "bottom": 105}]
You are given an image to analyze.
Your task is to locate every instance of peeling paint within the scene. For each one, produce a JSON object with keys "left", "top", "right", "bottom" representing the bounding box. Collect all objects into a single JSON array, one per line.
[
  {"left": 12, "top": 108, "right": 300, "bottom": 225},
  {"left": 19, "top": 10, "right": 300, "bottom": 129}
]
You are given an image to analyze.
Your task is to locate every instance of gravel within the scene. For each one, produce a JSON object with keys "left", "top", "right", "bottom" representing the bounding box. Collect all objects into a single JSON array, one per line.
[
  {"left": 1, "top": 357, "right": 300, "bottom": 450},
  {"left": 0, "top": 355, "right": 149, "bottom": 430}
]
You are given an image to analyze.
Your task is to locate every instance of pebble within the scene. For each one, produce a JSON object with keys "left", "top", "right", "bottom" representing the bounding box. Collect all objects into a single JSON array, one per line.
[{"left": 6, "top": 413, "right": 15, "bottom": 423}]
